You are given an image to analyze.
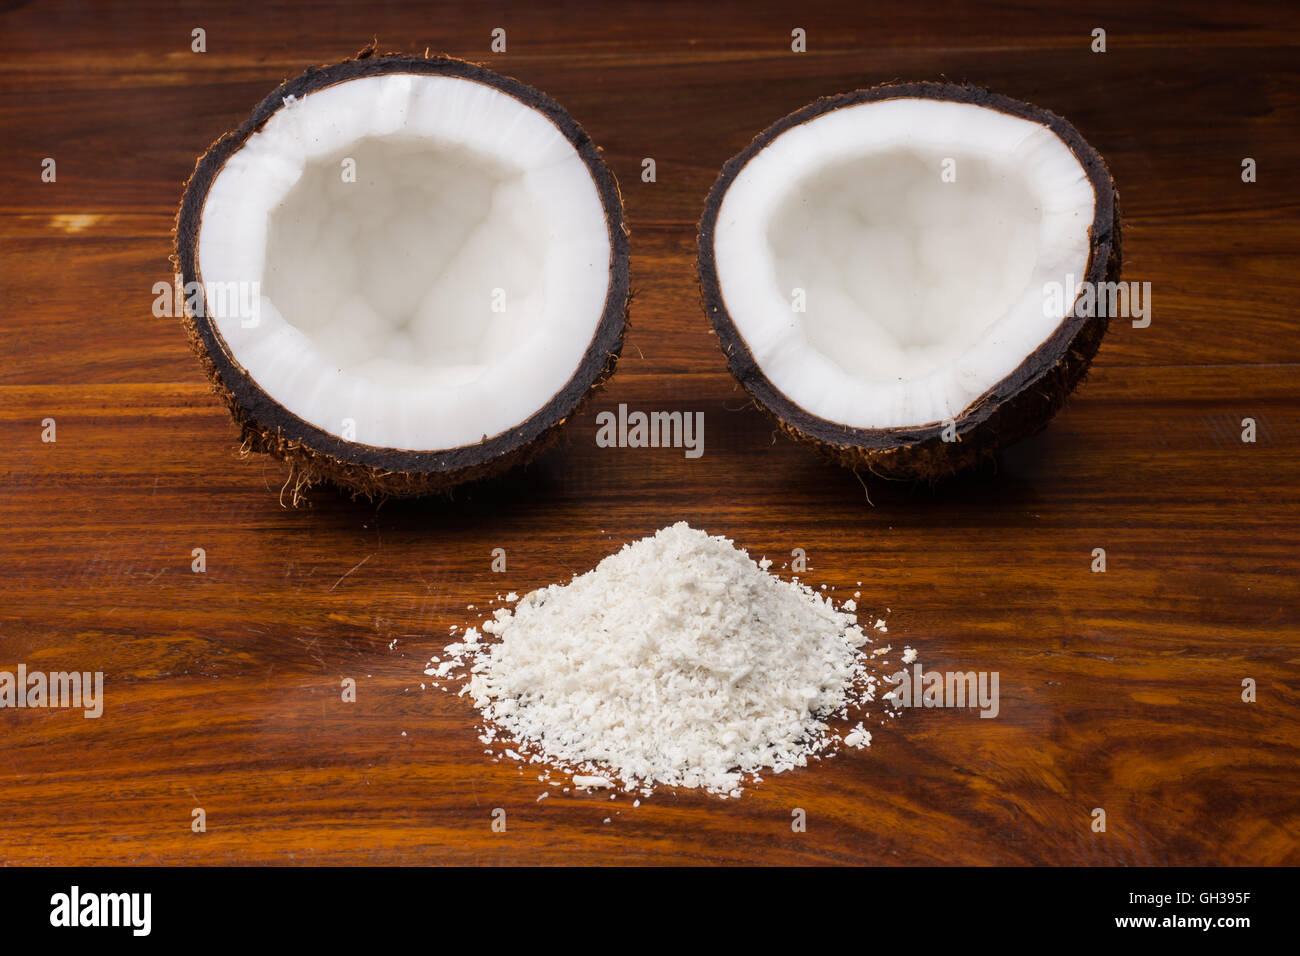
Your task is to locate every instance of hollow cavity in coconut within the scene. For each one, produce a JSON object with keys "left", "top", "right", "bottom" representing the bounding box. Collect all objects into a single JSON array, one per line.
[
  {"left": 176, "top": 53, "right": 629, "bottom": 499},
  {"left": 698, "top": 82, "right": 1121, "bottom": 481}
]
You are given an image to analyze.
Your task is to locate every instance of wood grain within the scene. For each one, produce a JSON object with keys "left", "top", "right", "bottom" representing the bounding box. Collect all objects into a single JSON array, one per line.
[{"left": 0, "top": 0, "right": 1297, "bottom": 865}]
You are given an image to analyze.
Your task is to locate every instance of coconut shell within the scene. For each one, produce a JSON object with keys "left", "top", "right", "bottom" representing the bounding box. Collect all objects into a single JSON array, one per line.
[
  {"left": 175, "top": 51, "right": 630, "bottom": 501},
  {"left": 697, "top": 81, "right": 1122, "bottom": 482}
]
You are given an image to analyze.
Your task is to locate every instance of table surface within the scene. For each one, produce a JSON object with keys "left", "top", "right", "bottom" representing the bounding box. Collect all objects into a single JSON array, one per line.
[{"left": 1, "top": 0, "right": 1297, "bottom": 866}]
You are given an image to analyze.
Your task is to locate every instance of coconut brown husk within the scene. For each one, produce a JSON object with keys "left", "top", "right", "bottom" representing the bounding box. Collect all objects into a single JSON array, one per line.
[
  {"left": 174, "top": 50, "right": 630, "bottom": 502},
  {"left": 697, "top": 81, "right": 1122, "bottom": 482}
]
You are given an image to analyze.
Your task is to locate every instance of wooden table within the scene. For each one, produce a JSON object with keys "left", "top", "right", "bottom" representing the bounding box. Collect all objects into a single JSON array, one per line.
[{"left": 1, "top": 0, "right": 1296, "bottom": 866}]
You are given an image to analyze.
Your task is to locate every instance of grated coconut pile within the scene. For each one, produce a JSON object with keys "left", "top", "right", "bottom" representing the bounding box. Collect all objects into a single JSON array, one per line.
[{"left": 425, "top": 522, "right": 890, "bottom": 797}]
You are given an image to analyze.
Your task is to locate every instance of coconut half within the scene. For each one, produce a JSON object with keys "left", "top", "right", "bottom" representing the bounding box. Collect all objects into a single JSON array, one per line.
[
  {"left": 698, "top": 82, "right": 1121, "bottom": 480},
  {"left": 176, "top": 53, "right": 629, "bottom": 498}
]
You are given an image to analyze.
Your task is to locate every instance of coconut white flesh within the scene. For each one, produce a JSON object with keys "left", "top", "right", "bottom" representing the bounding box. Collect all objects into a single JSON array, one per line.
[
  {"left": 197, "top": 72, "right": 612, "bottom": 451},
  {"left": 712, "top": 98, "right": 1096, "bottom": 430}
]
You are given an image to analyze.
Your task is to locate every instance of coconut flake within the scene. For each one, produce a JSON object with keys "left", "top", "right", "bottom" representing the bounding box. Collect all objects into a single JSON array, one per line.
[{"left": 426, "top": 523, "right": 887, "bottom": 795}]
